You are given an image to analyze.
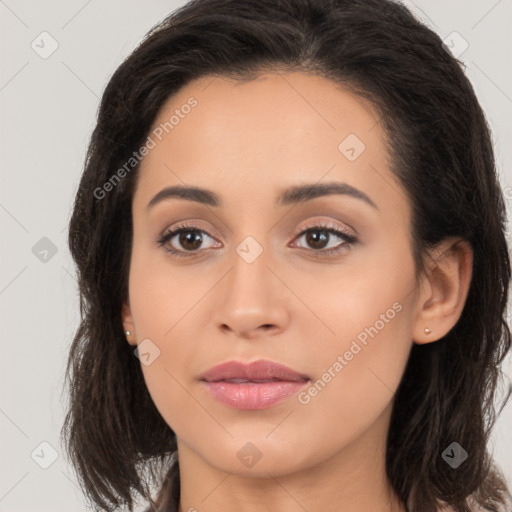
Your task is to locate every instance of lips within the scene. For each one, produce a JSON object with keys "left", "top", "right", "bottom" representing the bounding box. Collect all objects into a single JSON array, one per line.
[
  {"left": 200, "top": 359, "right": 310, "bottom": 383},
  {"left": 199, "top": 360, "right": 310, "bottom": 410}
]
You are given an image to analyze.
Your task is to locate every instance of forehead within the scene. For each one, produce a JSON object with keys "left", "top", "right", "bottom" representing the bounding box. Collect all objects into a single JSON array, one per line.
[
  {"left": 150, "top": 70, "right": 382, "bottom": 147},
  {"left": 133, "top": 71, "right": 401, "bottom": 216}
]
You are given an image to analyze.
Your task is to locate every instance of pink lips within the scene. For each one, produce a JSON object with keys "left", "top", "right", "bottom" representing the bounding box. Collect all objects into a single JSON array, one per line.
[{"left": 200, "top": 360, "right": 310, "bottom": 410}]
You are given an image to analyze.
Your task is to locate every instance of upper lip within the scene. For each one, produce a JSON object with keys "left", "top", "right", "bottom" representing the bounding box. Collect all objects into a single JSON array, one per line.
[{"left": 200, "top": 359, "right": 310, "bottom": 383}]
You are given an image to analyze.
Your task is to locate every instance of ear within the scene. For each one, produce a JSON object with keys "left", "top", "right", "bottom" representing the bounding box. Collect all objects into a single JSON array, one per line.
[
  {"left": 412, "top": 237, "right": 473, "bottom": 344},
  {"left": 121, "top": 299, "right": 137, "bottom": 346}
]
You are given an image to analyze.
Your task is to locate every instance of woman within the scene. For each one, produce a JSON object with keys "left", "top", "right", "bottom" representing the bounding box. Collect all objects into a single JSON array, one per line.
[{"left": 61, "top": 0, "right": 512, "bottom": 511}]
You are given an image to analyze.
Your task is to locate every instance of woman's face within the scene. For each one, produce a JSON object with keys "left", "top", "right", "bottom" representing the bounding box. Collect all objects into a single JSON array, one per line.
[{"left": 123, "top": 71, "right": 423, "bottom": 477}]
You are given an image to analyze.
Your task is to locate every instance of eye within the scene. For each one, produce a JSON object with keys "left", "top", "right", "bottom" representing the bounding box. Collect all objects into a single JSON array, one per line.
[
  {"left": 156, "top": 222, "right": 220, "bottom": 258},
  {"left": 291, "top": 222, "right": 358, "bottom": 257}
]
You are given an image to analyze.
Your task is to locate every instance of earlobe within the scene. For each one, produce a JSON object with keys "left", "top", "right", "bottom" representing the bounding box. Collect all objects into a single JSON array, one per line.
[
  {"left": 121, "top": 300, "right": 137, "bottom": 346},
  {"left": 413, "top": 238, "right": 473, "bottom": 345}
]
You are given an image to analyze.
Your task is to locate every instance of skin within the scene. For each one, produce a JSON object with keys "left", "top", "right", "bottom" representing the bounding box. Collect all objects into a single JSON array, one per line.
[{"left": 122, "top": 70, "right": 472, "bottom": 512}]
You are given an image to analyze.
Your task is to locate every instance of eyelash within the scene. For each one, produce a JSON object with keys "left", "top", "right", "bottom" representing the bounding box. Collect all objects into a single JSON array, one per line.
[{"left": 156, "top": 221, "right": 358, "bottom": 259}]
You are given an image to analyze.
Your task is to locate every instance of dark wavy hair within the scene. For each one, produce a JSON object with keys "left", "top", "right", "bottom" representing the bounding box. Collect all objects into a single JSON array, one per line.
[{"left": 61, "top": 0, "right": 512, "bottom": 511}]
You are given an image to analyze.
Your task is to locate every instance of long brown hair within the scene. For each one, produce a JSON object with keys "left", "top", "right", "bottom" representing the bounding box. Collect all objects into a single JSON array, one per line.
[{"left": 61, "top": 1, "right": 512, "bottom": 510}]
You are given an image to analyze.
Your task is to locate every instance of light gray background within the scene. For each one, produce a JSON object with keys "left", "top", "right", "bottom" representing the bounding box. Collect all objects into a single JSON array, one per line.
[{"left": 1, "top": 1, "right": 511, "bottom": 511}]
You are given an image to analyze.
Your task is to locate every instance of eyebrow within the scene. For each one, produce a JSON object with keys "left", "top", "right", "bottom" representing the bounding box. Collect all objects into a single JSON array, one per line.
[{"left": 146, "top": 181, "right": 378, "bottom": 210}]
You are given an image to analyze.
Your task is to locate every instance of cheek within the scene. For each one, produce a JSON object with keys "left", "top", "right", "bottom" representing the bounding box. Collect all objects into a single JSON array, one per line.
[
  {"left": 127, "top": 250, "right": 212, "bottom": 427},
  {"left": 279, "top": 289, "right": 415, "bottom": 469},
  {"left": 291, "top": 243, "right": 416, "bottom": 431},
  {"left": 128, "top": 245, "right": 208, "bottom": 337},
  {"left": 297, "top": 239, "right": 415, "bottom": 366}
]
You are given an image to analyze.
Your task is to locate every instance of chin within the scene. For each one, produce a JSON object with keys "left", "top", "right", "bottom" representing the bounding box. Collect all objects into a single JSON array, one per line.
[{"left": 196, "top": 437, "right": 315, "bottom": 478}]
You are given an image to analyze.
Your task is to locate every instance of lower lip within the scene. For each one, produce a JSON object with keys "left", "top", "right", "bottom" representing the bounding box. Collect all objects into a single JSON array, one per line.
[{"left": 201, "top": 380, "right": 309, "bottom": 410}]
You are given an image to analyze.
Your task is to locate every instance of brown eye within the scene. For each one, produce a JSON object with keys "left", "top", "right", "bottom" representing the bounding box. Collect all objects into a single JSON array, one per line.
[
  {"left": 157, "top": 224, "right": 219, "bottom": 258},
  {"left": 293, "top": 223, "right": 358, "bottom": 257},
  {"left": 176, "top": 230, "right": 204, "bottom": 251}
]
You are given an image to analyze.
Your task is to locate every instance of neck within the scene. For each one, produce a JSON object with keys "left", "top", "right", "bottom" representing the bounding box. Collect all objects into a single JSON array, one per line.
[{"left": 176, "top": 404, "right": 405, "bottom": 512}]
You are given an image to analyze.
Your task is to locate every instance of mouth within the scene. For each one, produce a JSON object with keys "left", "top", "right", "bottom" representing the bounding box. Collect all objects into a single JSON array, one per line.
[{"left": 199, "top": 359, "right": 311, "bottom": 410}]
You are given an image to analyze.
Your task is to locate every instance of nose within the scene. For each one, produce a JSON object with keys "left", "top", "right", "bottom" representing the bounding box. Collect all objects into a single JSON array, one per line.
[{"left": 214, "top": 243, "right": 290, "bottom": 340}]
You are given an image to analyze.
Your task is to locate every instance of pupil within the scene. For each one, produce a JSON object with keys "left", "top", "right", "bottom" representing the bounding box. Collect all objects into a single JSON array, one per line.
[
  {"left": 307, "top": 230, "right": 328, "bottom": 249},
  {"left": 180, "top": 231, "right": 202, "bottom": 250}
]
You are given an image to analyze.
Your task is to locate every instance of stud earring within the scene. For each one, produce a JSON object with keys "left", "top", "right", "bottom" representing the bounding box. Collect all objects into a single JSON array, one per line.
[
  {"left": 125, "top": 330, "right": 131, "bottom": 336},
  {"left": 424, "top": 327, "right": 431, "bottom": 335}
]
